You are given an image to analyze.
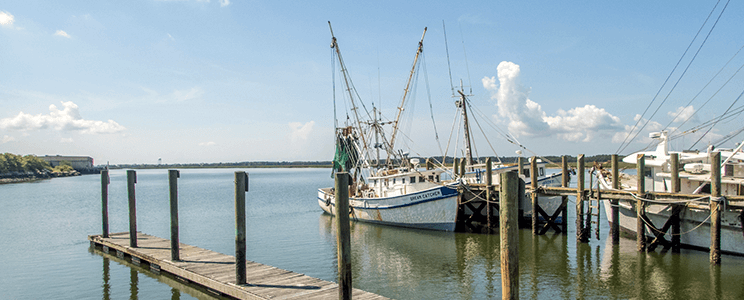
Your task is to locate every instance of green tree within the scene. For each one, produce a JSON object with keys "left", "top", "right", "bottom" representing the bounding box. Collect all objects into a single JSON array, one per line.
[
  {"left": 22, "top": 155, "right": 52, "bottom": 172},
  {"left": 53, "top": 160, "right": 74, "bottom": 173}
]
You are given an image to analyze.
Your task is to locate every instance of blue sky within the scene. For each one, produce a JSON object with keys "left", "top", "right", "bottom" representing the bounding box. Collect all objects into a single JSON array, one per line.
[{"left": 1, "top": 1, "right": 743, "bottom": 164}]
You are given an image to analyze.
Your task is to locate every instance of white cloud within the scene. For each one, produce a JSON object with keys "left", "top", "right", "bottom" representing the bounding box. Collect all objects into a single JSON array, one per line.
[
  {"left": 667, "top": 105, "right": 696, "bottom": 123},
  {"left": 483, "top": 61, "right": 623, "bottom": 142},
  {"left": 167, "top": 33, "right": 175, "bottom": 41},
  {"left": 612, "top": 114, "right": 664, "bottom": 144},
  {"left": 0, "top": 11, "right": 14, "bottom": 27},
  {"left": 198, "top": 141, "right": 216, "bottom": 146},
  {"left": 2, "top": 135, "right": 15, "bottom": 143},
  {"left": 289, "top": 121, "right": 315, "bottom": 141},
  {"left": 60, "top": 137, "right": 74, "bottom": 143},
  {"left": 219, "top": 0, "right": 230, "bottom": 7},
  {"left": 54, "top": 30, "right": 71, "bottom": 38},
  {"left": 0, "top": 101, "right": 126, "bottom": 134}
]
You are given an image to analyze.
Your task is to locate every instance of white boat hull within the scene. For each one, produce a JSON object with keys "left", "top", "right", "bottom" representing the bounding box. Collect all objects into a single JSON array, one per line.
[
  {"left": 318, "top": 185, "right": 459, "bottom": 231},
  {"left": 603, "top": 199, "right": 744, "bottom": 255}
]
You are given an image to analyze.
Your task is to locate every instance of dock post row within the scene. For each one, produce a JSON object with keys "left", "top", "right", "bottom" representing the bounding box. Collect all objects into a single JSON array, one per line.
[{"left": 95, "top": 169, "right": 379, "bottom": 299}]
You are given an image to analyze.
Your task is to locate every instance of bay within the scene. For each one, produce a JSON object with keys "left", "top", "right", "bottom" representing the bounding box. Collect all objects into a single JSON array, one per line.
[{"left": 1, "top": 167, "right": 743, "bottom": 299}]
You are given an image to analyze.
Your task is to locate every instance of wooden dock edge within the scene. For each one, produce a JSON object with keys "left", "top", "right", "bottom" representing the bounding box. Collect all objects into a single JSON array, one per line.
[{"left": 88, "top": 232, "right": 388, "bottom": 300}]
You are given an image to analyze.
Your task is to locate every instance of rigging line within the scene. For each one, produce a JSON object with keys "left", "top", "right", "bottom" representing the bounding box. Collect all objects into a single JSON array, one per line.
[
  {"left": 332, "top": 48, "right": 338, "bottom": 129},
  {"left": 443, "top": 21, "right": 456, "bottom": 97},
  {"left": 664, "top": 43, "right": 744, "bottom": 136},
  {"left": 714, "top": 125, "right": 744, "bottom": 146},
  {"left": 615, "top": 0, "right": 723, "bottom": 154},
  {"left": 689, "top": 87, "right": 744, "bottom": 149},
  {"left": 672, "top": 61, "right": 744, "bottom": 135},
  {"left": 618, "top": 0, "right": 730, "bottom": 154},
  {"left": 465, "top": 99, "right": 502, "bottom": 163},
  {"left": 422, "top": 52, "right": 445, "bottom": 158},
  {"left": 670, "top": 103, "right": 744, "bottom": 139},
  {"left": 458, "top": 22, "right": 474, "bottom": 95}
]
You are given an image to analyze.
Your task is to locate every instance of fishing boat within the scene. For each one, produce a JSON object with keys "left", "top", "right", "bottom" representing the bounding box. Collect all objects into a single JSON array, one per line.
[
  {"left": 317, "top": 23, "right": 463, "bottom": 231},
  {"left": 597, "top": 131, "right": 744, "bottom": 254},
  {"left": 318, "top": 23, "right": 567, "bottom": 231}
]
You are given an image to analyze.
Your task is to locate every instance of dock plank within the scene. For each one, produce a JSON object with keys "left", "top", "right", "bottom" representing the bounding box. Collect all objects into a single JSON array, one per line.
[{"left": 88, "top": 232, "right": 388, "bottom": 300}]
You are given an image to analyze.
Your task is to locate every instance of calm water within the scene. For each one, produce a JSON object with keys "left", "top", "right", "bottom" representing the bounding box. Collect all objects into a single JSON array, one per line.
[{"left": 2, "top": 168, "right": 743, "bottom": 299}]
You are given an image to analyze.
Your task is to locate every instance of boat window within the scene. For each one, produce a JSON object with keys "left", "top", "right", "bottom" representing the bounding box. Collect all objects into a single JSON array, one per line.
[
  {"left": 402, "top": 178, "right": 406, "bottom": 184},
  {"left": 428, "top": 175, "right": 434, "bottom": 181},
  {"left": 410, "top": 176, "right": 416, "bottom": 183},
  {"left": 393, "top": 178, "right": 396, "bottom": 184},
  {"left": 419, "top": 176, "right": 425, "bottom": 182},
  {"left": 539, "top": 167, "right": 544, "bottom": 176},
  {"left": 524, "top": 169, "right": 530, "bottom": 178},
  {"left": 373, "top": 179, "right": 377, "bottom": 186},
  {"left": 435, "top": 175, "right": 439, "bottom": 182}
]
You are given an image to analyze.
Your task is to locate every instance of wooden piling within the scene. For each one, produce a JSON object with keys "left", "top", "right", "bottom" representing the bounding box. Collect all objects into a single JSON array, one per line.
[
  {"left": 636, "top": 154, "right": 646, "bottom": 252},
  {"left": 518, "top": 156, "right": 525, "bottom": 225},
  {"left": 577, "top": 155, "right": 587, "bottom": 243},
  {"left": 169, "top": 170, "right": 180, "bottom": 261},
  {"left": 335, "top": 172, "right": 352, "bottom": 300},
  {"left": 460, "top": 157, "right": 466, "bottom": 178},
  {"left": 234, "top": 171, "right": 248, "bottom": 284},
  {"left": 611, "top": 154, "right": 619, "bottom": 244},
  {"left": 486, "top": 157, "right": 493, "bottom": 232},
  {"left": 561, "top": 156, "right": 569, "bottom": 233},
  {"left": 671, "top": 153, "right": 680, "bottom": 193},
  {"left": 127, "top": 170, "right": 137, "bottom": 248},
  {"left": 710, "top": 151, "right": 721, "bottom": 265},
  {"left": 500, "top": 171, "right": 519, "bottom": 300},
  {"left": 453, "top": 159, "right": 459, "bottom": 178},
  {"left": 670, "top": 153, "right": 681, "bottom": 253},
  {"left": 101, "top": 170, "right": 109, "bottom": 238},
  {"left": 530, "top": 157, "right": 539, "bottom": 235}
]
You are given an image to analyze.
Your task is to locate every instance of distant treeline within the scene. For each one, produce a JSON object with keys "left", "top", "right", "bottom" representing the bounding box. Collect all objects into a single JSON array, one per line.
[
  {"left": 108, "top": 154, "right": 625, "bottom": 170},
  {"left": 0, "top": 153, "right": 76, "bottom": 176}
]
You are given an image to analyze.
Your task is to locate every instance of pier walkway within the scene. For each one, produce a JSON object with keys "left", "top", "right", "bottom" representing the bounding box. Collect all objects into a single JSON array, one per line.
[{"left": 89, "top": 232, "right": 388, "bottom": 300}]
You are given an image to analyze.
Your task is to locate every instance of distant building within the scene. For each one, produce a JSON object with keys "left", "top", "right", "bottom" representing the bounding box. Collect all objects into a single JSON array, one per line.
[{"left": 41, "top": 155, "right": 94, "bottom": 170}]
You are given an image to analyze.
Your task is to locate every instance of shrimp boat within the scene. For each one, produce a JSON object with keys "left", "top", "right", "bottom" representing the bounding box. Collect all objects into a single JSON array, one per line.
[
  {"left": 318, "top": 23, "right": 567, "bottom": 231},
  {"left": 597, "top": 131, "right": 744, "bottom": 254},
  {"left": 318, "top": 24, "right": 462, "bottom": 231}
]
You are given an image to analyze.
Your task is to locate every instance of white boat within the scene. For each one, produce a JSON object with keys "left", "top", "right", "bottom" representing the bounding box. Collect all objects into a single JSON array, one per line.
[
  {"left": 319, "top": 24, "right": 467, "bottom": 231},
  {"left": 320, "top": 23, "right": 567, "bottom": 231},
  {"left": 598, "top": 131, "right": 744, "bottom": 254}
]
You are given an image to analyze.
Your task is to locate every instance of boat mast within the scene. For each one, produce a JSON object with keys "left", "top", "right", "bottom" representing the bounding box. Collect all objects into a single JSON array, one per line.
[
  {"left": 458, "top": 86, "right": 475, "bottom": 166},
  {"left": 388, "top": 27, "right": 427, "bottom": 165},
  {"left": 328, "top": 22, "right": 369, "bottom": 154}
]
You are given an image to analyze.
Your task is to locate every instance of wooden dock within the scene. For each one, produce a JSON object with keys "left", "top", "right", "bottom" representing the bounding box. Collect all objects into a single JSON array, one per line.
[{"left": 88, "top": 232, "right": 388, "bottom": 300}]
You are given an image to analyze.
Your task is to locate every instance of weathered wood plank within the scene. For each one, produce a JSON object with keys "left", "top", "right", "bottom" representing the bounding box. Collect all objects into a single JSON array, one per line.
[{"left": 88, "top": 232, "right": 388, "bottom": 300}]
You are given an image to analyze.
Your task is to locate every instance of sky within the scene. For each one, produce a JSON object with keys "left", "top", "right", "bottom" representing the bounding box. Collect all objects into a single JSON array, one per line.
[{"left": 1, "top": 0, "right": 743, "bottom": 165}]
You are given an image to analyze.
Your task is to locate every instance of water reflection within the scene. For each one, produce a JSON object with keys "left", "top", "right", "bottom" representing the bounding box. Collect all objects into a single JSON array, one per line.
[
  {"left": 89, "top": 245, "right": 220, "bottom": 300},
  {"left": 319, "top": 212, "right": 744, "bottom": 299}
]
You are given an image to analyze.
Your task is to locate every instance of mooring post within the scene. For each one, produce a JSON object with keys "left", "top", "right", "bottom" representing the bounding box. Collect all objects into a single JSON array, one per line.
[
  {"left": 577, "top": 154, "right": 587, "bottom": 243},
  {"left": 169, "top": 170, "right": 180, "bottom": 261},
  {"left": 530, "top": 156, "right": 539, "bottom": 235},
  {"left": 460, "top": 157, "right": 466, "bottom": 178},
  {"left": 517, "top": 156, "right": 525, "bottom": 225},
  {"left": 561, "top": 156, "right": 569, "bottom": 233},
  {"left": 500, "top": 171, "right": 519, "bottom": 300},
  {"left": 453, "top": 159, "right": 459, "bottom": 178},
  {"left": 127, "top": 170, "right": 137, "bottom": 247},
  {"left": 710, "top": 151, "right": 721, "bottom": 265},
  {"left": 636, "top": 154, "right": 646, "bottom": 252},
  {"left": 486, "top": 157, "right": 493, "bottom": 233},
  {"left": 670, "top": 153, "right": 681, "bottom": 252},
  {"left": 335, "top": 172, "right": 352, "bottom": 300},
  {"left": 101, "top": 170, "right": 110, "bottom": 238},
  {"left": 611, "top": 154, "right": 619, "bottom": 245},
  {"left": 235, "top": 171, "right": 248, "bottom": 284}
]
